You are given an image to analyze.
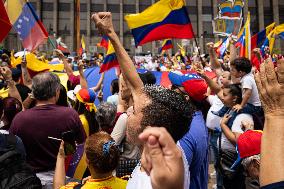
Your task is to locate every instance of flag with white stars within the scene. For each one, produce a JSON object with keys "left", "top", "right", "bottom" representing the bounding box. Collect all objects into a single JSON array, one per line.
[{"left": 13, "top": 2, "right": 48, "bottom": 51}]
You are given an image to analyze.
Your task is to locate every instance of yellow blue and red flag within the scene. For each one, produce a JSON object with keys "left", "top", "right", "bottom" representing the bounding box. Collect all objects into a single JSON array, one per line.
[
  {"left": 5, "top": 0, "right": 48, "bottom": 51},
  {"left": 0, "top": 1, "right": 12, "bottom": 42},
  {"left": 100, "top": 42, "right": 119, "bottom": 73},
  {"left": 125, "top": 0, "right": 194, "bottom": 46},
  {"left": 78, "top": 35, "right": 86, "bottom": 56},
  {"left": 251, "top": 22, "right": 275, "bottom": 50},
  {"left": 236, "top": 12, "right": 251, "bottom": 59},
  {"left": 216, "top": 38, "right": 229, "bottom": 58},
  {"left": 219, "top": 0, "right": 243, "bottom": 18},
  {"left": 159, "top": 39, "right": 173, "bottom": 53},
  {"left": 97, "top": 35, "right": 109, "bottom": 49}
]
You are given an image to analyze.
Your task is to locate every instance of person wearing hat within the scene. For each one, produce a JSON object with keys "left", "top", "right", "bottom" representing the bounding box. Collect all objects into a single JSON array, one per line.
[
  {"left": 68, "top": 86, "right": 99, "bottom": 137},
  {"left": 231, "top": 130, "right": 262, "bottom": 188},
  {"left": 168, "top": 71, "right": 209, "bottom": 189}
]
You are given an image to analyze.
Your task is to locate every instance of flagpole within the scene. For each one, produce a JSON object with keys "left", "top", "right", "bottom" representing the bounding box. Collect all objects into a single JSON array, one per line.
[
  {"left": 48, "top": 37, "right": 56, "bottom": 49},
  {"left": 75, "top": 0, "right": 80, "bottom": 54}
]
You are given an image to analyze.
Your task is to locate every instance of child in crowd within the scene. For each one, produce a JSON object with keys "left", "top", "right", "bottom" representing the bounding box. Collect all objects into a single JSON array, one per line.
[{"left": 213, "top": 57, "right": 263, "bottom": 125}]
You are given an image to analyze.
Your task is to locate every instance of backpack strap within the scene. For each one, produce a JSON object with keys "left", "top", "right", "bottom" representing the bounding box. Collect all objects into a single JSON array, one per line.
[{"left": 73, "top": 183, "right": 83, "bottom": 189}]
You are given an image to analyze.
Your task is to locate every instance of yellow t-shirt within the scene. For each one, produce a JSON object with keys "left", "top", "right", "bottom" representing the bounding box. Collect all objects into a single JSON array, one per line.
[{"left": 60, "top": 176, "right": 127, "bottom": 189}]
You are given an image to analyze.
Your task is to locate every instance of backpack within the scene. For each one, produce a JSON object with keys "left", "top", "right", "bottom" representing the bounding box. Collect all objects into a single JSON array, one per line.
[{"left": 0, "top": 134, "right": 42, "bottom": 189}]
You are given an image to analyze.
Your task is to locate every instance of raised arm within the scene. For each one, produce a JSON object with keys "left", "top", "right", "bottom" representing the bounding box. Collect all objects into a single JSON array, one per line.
[
  {"left": 78, "top": 60, "right": 88, "bottom": 89},
  {"left": 53, "top": 141, "right": 66, "bottom": 189},
  {"left": 0, "top": 67, "right": 22, "bottom": 103},
  {"left": 92, "top": 12, "right": 144, "bottom": 96},
  {"left": 21, "top": 59, "right": 32, "bottom": 89},
  {"left": 255, "top": 58, "right": 284, "bottom": 187},
  {"left": 90, "top": 72, "right": 105, "bottom": 92},
  {"left": 229, "top": 37, "right": 237, "bottom": 63}
]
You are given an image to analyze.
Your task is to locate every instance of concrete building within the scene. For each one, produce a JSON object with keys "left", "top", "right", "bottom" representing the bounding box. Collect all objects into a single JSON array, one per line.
[{"left": 3, "top": 0, "right": 284, "bottom": 55}]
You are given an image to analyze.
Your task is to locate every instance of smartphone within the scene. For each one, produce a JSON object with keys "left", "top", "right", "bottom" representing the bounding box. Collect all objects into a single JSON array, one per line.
[
  {"left": 23, "top": 49, "right": 26, "bottom": 62},
  {"left": 61, "top": 130, "right": 76, "bottom": 155}
]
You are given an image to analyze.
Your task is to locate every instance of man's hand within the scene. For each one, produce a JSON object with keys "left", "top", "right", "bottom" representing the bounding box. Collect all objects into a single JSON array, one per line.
[
  {"left": 139, "top": 127, "right": 184, "bottom": 189},
  {"left": 254, "top": 58, "right": 284, "bottom": 116},
  {"left": 21, "top": 58, "right": 27, "bottom": 68},
  {"left": 57, "top": 140, "right": 65, "bottom": 159},
  {"left": 232, "top": 104, "right": 243, "bottom": 112},
  {"left": 0, "top": 66, "right": 12, "bottom": 81},
  {"left": 91, "top": 12, "right": 114, "bottom": 36}
]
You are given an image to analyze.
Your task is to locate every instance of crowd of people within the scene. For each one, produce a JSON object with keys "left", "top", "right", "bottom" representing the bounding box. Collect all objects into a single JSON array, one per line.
[{"left": 0, "top": 12, "right": 284, "bottom": 189}]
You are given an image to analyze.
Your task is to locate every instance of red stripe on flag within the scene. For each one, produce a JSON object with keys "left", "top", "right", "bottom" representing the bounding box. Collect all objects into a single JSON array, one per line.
[{"left": 22, "top": 23, "right": 48, "bottom": 51}]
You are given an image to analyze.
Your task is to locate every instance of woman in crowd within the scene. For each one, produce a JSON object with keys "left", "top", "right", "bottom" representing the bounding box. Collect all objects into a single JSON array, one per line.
[{"left": 53, "top": 131, "right": 127, "bottom": 189}]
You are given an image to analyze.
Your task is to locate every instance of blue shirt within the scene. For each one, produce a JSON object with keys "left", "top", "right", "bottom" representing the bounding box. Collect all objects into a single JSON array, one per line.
[{"left": 178, "top": 111, "right": 208, "bottom": 189}]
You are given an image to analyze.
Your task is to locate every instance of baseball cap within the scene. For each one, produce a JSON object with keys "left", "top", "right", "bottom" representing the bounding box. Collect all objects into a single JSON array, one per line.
[
  {"left": 231, "top": 130, "right": 262, "bottom": 169},
  {"left": 168, "top": 71, "right": 208, "bottom": 102}
]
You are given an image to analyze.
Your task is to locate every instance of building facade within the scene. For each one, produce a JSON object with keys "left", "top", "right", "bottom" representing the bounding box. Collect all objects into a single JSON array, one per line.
[{"left": 3, "top": 0, "right": 284, "bottom": 55}]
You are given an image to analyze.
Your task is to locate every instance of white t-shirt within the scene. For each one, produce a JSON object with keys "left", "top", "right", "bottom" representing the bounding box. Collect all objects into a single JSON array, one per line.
[
  {"left": 126, "top": 146, "right": 190, "bottom": 189},
  {"left": 206, "top": 95, "right": 224, "bottom": 130},
  {"left": 240, "top": 73, "right": 261, "bottom": 106},
  {"left": 220, "top": 113, "right": 254, "bottom": 151}
]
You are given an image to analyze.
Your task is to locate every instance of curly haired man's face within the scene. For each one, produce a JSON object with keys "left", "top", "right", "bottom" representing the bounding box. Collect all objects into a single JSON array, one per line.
[{"left": 126, "top": 93, "right": 150, "bottom": 145}]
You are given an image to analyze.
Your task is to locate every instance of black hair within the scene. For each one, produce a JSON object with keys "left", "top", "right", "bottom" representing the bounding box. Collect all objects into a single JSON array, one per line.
[
  {"left": 224, "top": 84, "right": 242, "bottom": 104},
  {"left": 138, "top": 71, "right": 156, "bottom": 85},
  {"left": 110, "top": 79, "right": 119, "bottom": 95},
  {"left": 56, "top": 84, "right": 68, "bottom": 107},
  {"left": 230, "top": 57, "right": 252, "bottom": 74},
  {"left": 141, "top": 85, "right": 196, "bottom": 142},
  {"left": 74, "top": 100, "right": 99, "bottom": 135}
]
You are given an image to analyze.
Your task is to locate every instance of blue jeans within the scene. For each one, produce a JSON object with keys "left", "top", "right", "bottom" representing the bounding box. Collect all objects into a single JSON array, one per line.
[{"left": 210, "top": 131, "right": 223, "bottom": 189}]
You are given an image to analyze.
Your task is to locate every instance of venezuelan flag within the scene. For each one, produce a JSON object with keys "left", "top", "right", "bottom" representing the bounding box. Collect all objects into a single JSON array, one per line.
[
  {"left": 100, "top": 42, "right": 119, "bottom": 73},
  {"left": 65, "top": 144, "right": 88, "bottom": 180},
  {"left": 251, "top": 23, "right": 275, "bottom": 50},
  {"left": 97, "top": 35, "right": 109, "bottom": 49},
  {"left": 260, "top": 30, "right": 275, "bottom": 56},
  {"left": 238, "top": 12, "right": 251, "bottom": 59},
  {"left": 5, "top": 1, "right": 48, "bottom": 51},
  {"left": 216, "top": 38, "right": 229, "bottom": 58},
  {"left": 0, "top": 1, "right": 12, "bottom": 42},
  {"left": 220, "top": 0, "right": 243, "bottom": 18},
  {"left": 159, "top": 39, "right": 173, "bottom": 53},
  {"left": 125, "top": 0, "right": 194, "bottom": 46}
]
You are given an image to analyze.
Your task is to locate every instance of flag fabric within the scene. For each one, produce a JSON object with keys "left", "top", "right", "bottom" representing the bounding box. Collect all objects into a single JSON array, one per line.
[
  {"left": 219, "top": 0, "right": 243, "bottom": 18},
  {"left": 5, "top": 1, "right": 48, "bottom": 51},
  {"left": 125, "top": 0, "right": 194, "bottom": 46},
  {"left": 0, "top": 1, "right": 12, "bottom": 42},
  {"left": 214, "top": 40, "right": 223, "bottom": 48},
  {"left": 274, "top": 24, "right": 284, "bottom": 40},
  {"left": 56, "top": 37, "right": 70, "bottom": 53},
  {"left": 177, "top": 43, "right": 186, "bottom": 56},
  {"left": 159, "top": 39, "right": 173, "bottom": 53},
  {"left": 251, "top": 22, "right": 275, "bottom": 50},
  {"left": 238, "top": 12, "right": 251, "bottom": 59},
  {"left": 65, "top": 144, "right": 87, "bottom": 180},
  {"left": 97, "top": 35, "right": 109, "bottom": 49},
  {"left": 260, "top": 29, "right": 276, "bottom": 56},
  {"left": 100, "top": 42, "right": 119, "bottom": 73},
  {"left": 216, "top": 37, "right": 229, "bottom": 58},
  {"left": 78, "top": 35, "right": 86, "bottom": 56}
]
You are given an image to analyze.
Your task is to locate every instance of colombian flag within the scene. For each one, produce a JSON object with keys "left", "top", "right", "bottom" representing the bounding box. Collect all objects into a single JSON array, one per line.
[
  {"left": 5, "top": 1, "right": 48, "bottom": 51},
  {"left": 125, "top": 0, "right": 194, "bottom": 46},
  {"left": 100, "top": 42, "right": 119, "bottom": 73},
  {"left": 159, "top": 39, "right": 173, "bottom": 53},
  {"left": 251, "top": 23, "right": 275, "bottom": 50},
  {"left": 97, "top": 35, "right": 109, "bottom": 49}
]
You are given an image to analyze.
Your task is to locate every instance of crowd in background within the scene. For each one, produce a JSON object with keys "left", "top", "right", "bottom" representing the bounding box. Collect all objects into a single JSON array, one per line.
[{"left": 0, "top": 12, "right": 284, "bottom": 189}]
